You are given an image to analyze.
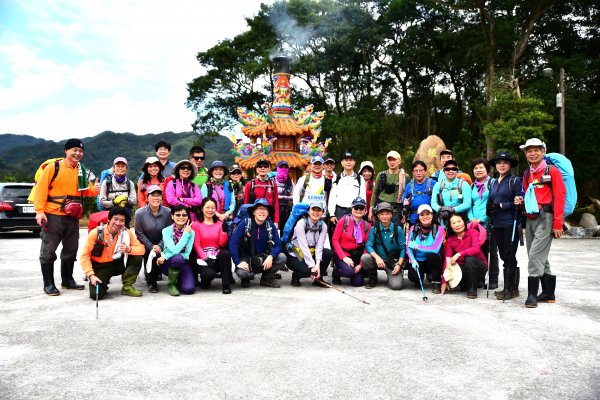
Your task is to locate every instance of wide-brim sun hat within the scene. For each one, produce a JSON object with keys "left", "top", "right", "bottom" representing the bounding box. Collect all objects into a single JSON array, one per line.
[
  {"left": 208, "top": 160, "right": 228, "bottom": 177},
  {"left": 358, "top": 161, "right": 375, "bottom": 175},
  {"left": 172, "top": 160, "right": 198, "bottom": 179},
  {"left": 443, "top": 263, "right": 463, "bottom": 289},
  {"left": 489, "top": 151, "right": 518, "bottom": 168},
  {"left": 248, "top": 198, "right": 274, "bottom": 217},
  {"left": 142, "top": 156, "right": 164, "bottom": 171}
]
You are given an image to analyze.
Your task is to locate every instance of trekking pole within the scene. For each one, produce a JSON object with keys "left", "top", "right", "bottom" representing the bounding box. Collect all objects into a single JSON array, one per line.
[
  {"left": 414, "top": 264, "right": 428, "bottom": 302},
  {"left": 320, "top": 281, "right": 370, "bottom": 305},
  {"left": 95, "top": 283, "right": 100, "bottom": 320}
]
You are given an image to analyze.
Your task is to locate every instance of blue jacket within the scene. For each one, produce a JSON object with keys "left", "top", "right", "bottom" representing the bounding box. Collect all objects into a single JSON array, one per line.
[
  {"left": 365, "top": 222, "right": 406, "bottom": 260},
  {"left": 487, "top": 174, "right": 524, "bottom": 228},
  {"left": 406, "top": 224, "right": 445, "bottom": 263},
  {"left": 228, "top": 218, "right": 282, "bottom": 265},
  {"left": 402, "top": 178, "right": 434, "bottom": 224},
  {"left": 431, "top": 178, "right": 472, "bottom": 214},
  {"left": 161, "top": 225, "right": 195, "bottom": 260}
]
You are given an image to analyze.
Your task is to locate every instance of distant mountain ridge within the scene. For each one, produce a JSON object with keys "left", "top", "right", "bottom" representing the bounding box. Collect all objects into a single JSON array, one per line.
[{"left": 0, "top": 131, "right": 234, "bottom": 182}]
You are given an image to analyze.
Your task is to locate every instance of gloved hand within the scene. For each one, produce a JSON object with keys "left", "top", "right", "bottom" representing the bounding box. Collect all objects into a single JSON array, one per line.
[
  {"left": 439, "top": 206, "right": 455, "bottom": 214},
  {"left": 411, "top": 261, "right": 420, "bottom": 271},
  {"left": 113, "top": 195, "right": 128, "bottom": 207},
  {"left": 222, "top": 220, "right": 229, "bottom": 233},
  {"left": 438, "top": 208, "right": 450, "bottom": 221}
]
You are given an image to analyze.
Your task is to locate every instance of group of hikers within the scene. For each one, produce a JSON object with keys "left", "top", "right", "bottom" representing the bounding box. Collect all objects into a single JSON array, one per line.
[{"left": 32, "top": 137, "right": 566, "bottom": 308}]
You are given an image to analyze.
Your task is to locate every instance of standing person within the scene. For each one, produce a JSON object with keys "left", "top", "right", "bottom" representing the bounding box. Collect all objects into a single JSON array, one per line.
[
  {"left": 293, "top": 156, "right": 326, "bottom": 205},
  {"left": 369, "top": 151, "right": 410, "bottom": 226},
  {"left": 99, "top": 157, "right": 137, "bottom": 211},
  {"left": 443, "top": 213, "right": 488, "bottom": 298},
  {"left": 487, "top": 151, "right": 523, "bottom": 301},
  {"left": 275, "top": 161, "right": 294, "bottom": 233},
  {"left": 156, "top": 205, "right": 196, "bottom": 296},
  {"left": 81, "top": 207, "right": 145, "bottom": 299},
  {"left": 361, "top": 202, "right": 406, "bottom": 290},
  {"left": 228, "top": 164, "right": 245, "bottom": 218},
  {"left": 431, "top": 149, "right": 456, "bottom": 182},
  {"left": 516, "top": 138, "right": 566, "bottom": 308},
  {"left": 286, "top": 201, "right": 332, "bottom": 287},
  {"left": 406, "top": 204, "right": 445, "bottom": 294},
  {"left": 165, "top": 160, "right": 203, "bottom": 221},
  {"left": 243, "top": 158, "right": 280, "bottom": 225},
  {"left": 189, "top": 145, "right": 209, "bottom": 189},
  {"left": 324, "top": 157, "right": 337, "bottom": 183},
  {"left": 328, "top": 152, "right": 366, "bottom": 223},
  {"left": 228, "top": 199, "right": 287, "bottom": 288},
  {"left": 431, "top": 159, "right": 472, "bottom": 224},
  {"left": 468, "top": 158, "right": 499, "bottom": 289},
  {"left": 201, "top": 161, "right": 235, "bottom": 222},
  {"left": 331, "top": 197, "right": 371, "bottom": 287},
  {"left": 403, "top": 160, "right": 434, "bottom": 226},
  {"left": 154, "top": 140, "right": 176, "bottom": 178},
  {"left": 134, "top": 185, "right": 171, "bottom": 293},
  {"left": 359, "top": 161, "right": 375, "bottom": 217},
  {"left": 34, "top": 138, "right": 99, "bottom": 295},
  {"left": 192, "top": 197, "right": 233, "bottom": 294},
  {"left": 138, "top": 157, "right": 166, "bottom": 208}
]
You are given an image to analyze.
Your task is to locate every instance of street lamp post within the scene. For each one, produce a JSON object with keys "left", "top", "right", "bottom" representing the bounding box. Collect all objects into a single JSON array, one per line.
[{"left": 543, "top": 67, "right": 566, "bottom": 155}]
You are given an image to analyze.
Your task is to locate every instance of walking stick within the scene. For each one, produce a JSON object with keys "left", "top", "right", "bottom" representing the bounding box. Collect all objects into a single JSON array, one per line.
[
  {"left": 414, "top": 264, "right": 428, "bottom": 302},
  {"left": 95, "top": 283, "right": 100, "bottom": 320},
  {"left": 320, "top": 281, "right": 370, "bottom": 305}
]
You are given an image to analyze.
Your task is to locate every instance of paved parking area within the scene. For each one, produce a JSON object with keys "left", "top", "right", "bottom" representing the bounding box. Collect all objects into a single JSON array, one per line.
[{"left": 1, "top": 231, "right": 599, "bottom": 399}]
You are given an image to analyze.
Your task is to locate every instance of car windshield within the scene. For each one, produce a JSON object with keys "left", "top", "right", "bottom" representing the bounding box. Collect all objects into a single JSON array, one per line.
[{"left": 1, "top": 186, "right": 32, "bottom": 201}]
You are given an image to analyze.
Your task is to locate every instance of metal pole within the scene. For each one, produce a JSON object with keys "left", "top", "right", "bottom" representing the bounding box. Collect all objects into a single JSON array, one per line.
[{"left": 559, "top": 67, "right": 566, "bottom": 155}]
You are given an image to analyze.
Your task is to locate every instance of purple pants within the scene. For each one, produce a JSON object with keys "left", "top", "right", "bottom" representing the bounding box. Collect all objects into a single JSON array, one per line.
[
  {"left": 161, "top": 254, "right": 195, "bottom": 294},
  {"left": 333, "top": 253, "right": 365, "bottom": 287}
]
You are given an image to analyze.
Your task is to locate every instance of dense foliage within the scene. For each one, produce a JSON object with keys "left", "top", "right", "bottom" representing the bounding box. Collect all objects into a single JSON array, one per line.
[{"left": 186, "top": 0, "right": 600, "bottom": 197}]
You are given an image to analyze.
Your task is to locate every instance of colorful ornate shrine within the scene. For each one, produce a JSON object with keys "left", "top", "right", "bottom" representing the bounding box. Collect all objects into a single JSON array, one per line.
[{"left": 229, "top": 56, "right": 330, "bottom": 180}]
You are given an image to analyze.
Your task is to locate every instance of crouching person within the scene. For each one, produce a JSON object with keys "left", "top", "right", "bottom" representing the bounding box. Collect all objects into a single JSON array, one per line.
[
  {"left": 156, "top": 205, "right": 195, "bottom": 296},
  {"left": 229, "top": 199, "right": 286, "bottom": 288},
  {"left": 80, "top": 207, "right": 145, "bottom": 300},
  {"left": 286, "top": 201, "right": 332, "bottom": 287},
  {"left": 361, "top": 202, "right": 406, "bottom": 290}
]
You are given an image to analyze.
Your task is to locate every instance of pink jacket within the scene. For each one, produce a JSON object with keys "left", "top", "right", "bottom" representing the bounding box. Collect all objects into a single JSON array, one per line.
[{"left": 166, "top": 179, "right": 203, "bottom": 208}]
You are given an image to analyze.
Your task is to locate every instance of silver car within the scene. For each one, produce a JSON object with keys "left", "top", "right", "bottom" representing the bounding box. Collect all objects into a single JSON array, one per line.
[{"left": 0, "top": 183, "right": 40, "bottom": 234}]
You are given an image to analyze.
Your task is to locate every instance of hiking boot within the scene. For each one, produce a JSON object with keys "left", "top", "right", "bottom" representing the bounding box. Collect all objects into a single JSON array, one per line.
[
  {"left": 281, "top": 265, "right": 290, "bottom": 272},
  {"left": 312, "top": 278, "right": 328, "bottom": 288},
  {"left": 41, "top": 263, "right": 60, "bottom": 296},
  {"left": 488, "top": 274, "right": 498, "bottom": 290},
  {"left": 291, "top": 276, "right": 301, "bottom": 287},
  {"left": 537, "top": 273, "right": 556, "bottom": 303},
  {"left": 431, "top": 282, "right": 441, "bottom": 294},
  {"left": 121, "top": 273, "right": 142, "bottom": 297},
  {"left": 467, "top": 285, "right": 478, "bottom": 299},
  {"left": 365, "top": 271, "right": 377, "bottom": 289},
  {"left": 332, "top": 269, "right": 342, "bottom": 285},
  {"left": 260, "top": 278, "right": 281, "bottom": 288},
  {"left": 148, "top": 281, "right": 158, "bottom": 293},
  {"left": 222, "top": 285, "right": 232, "bottom": 294},
  {"left": 525, "top": 276, "right": 539, "bottom": 308},
  {"left": 274, "top": 273, "right": 282, "bottom": 280},
  {"left": 200, "top": 279, "right": 211, "bottom": 290},
  {"left": 60, "top": 261, "right": 84, "bottom": 290},
  {"left": 240, "top": 278, "right": 251, "bottom": 288},
  {"left": 167, "top": 268, "right": 180, "bottom": 296}
]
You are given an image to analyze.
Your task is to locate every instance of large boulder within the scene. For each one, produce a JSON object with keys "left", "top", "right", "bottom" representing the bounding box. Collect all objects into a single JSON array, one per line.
[
  {"left": 413, "top": 135, "right": 447, "bottom": 177},
  {"left": 579, "top": 213, "right": 598, "bottom": 228}
]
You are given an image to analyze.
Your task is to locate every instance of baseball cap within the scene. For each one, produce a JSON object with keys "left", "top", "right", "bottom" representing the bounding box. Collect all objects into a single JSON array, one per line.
[
  {"left": 311, "top": 156, "right": 324, "bottom": 164},
  {"left": 342, "top": 152, "right": 354, "bottom": 160},
  {"left": 440, "top": 149, "right": 454, "bottom": 157},
  {"left": 417, "top": 204, "right": 433, "bottom": 214},
  {"left": 324, "top": 157, "right": 335, "bottom": 164},
  {"left": 113, "top": 157, "right": 128, "bottom": 165},
  {"left": 256, "top": 158, "right": 271, "bottom": 167},
  {"left": 376, "top": 202, "right": 393, "bottom": 213},
  {"left": 351, "top": 197, "right": 367, "bottom": 208},
  {"left": 146, "top": 185, "right": 162, "bottom": 195},
  {"left": 386, "top": 151, "right": 401, "bottom": 160}
]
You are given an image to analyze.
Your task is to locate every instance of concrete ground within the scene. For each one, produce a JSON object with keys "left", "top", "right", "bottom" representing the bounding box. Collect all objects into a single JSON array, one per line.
[{"left": 1, "top": 230, "right": 599, "bottom": 400}]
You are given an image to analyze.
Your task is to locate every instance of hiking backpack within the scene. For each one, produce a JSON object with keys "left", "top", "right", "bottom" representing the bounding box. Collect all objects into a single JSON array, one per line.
[
  {"left": 248, "top": 177, "right": 276, "bottom": 204},
  {"left": 437, "top": 178, "right": 464, "bottom": 206},
  {"left": 281, "top": 203, "right": 324, "bottom": 246}
]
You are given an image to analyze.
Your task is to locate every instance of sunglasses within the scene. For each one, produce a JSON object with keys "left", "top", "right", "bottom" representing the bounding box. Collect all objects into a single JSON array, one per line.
[
  {"left": 444, "top": 167, "right": 458, "bottom": 172},
  {"left": 179, "top": 166, "right": 192, "bottom": 171},
  {"left": 257, "top": 164, "right": 270, "bottom": 169},
  {"left": 230, "top": 171, "right": 242, "bottom": 175},
  {"left": 353, "top": 206, "right": 366, "bottom": 211},
  {"left": 173, "top": 213, "right": 188, "bottom": 218},
  {"left": 192, "top": 156, "right": 205, "bottom": 161}
]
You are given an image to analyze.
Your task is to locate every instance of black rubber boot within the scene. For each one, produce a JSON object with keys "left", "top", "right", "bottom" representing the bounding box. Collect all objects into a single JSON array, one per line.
[
  {"left": 496, "top": 268, "right": 517, "bottom": 300},
  {"left": 525, "top": 276, "right": 540, "bottom": 308},
  {"left": 494, "top": 269, "right": 505, "bottom": 297},
  {"left": 467, "top": 284, "right": 478, "bottom": 299},
  {"left": 537, "top": 274, "right": 556, "bottom": 303},
  {"left": 60, "top": 260, "right": 84, "bottom": 290},
  {"left": 514, "top": 267, "right": 520, "bottom": 297},
  {"left": 41, "top": 263, "right": 60, "bottom": 296}
]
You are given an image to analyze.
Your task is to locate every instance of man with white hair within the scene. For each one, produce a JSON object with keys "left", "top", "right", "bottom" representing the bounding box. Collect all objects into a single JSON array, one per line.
[{"left": 516, "top": 138, "right": 566, "bottom": 309}]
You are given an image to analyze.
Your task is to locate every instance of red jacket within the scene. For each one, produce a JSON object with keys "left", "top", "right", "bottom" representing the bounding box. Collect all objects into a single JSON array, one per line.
[
  {"left": 332, "top": 215, "right": 371, "bottom": 260},
  {"left": 523, "top": 165, "right": 566, "bottom": 230},
  {"left": 244, "top": 178, "right": 280, "bottom": 223}
]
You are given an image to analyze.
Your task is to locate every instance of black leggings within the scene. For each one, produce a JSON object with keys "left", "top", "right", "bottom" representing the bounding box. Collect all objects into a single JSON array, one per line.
[
  {"left": 408, "top": 252, "right": 443, "bottom": 283},
  {"left": 492, "top": 226, "right": 519, "bottom": 274},
  {"left": 198, "top": 249, "right": 232, "bottom": 287},
  {"left": 459, "top": 256, "right": 488, "bottom": 287},
  {"left": 287, "top": 248, "right": 333, "bottom": 280}
]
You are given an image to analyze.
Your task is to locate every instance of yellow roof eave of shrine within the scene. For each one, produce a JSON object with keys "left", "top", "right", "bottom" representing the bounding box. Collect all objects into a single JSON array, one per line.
[{"left": 241, "top": 116, "right": 312, "bottom": 138}]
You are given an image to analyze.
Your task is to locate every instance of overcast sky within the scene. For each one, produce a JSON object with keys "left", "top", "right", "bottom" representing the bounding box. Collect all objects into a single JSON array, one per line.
[{"left": 0, "top": 0, "right": 273, "bottom": 141}]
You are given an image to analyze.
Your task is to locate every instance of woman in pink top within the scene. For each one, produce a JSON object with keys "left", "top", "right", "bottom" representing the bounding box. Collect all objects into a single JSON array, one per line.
[
  {"left": 192, "top": 197, "right": 232, "bottom": 294},
  {"left": 166, "top": 160, "right": 203, "bottom": 221},
  {"left": 443, "top": 213, "right": 488, "bottom": 298}
]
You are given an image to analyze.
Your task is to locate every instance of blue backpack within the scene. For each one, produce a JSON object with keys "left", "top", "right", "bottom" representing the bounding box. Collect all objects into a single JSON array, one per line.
[
  {"left": 281, "top": 202, "right": 323, "bottom": 250},
  {"left": 523, "top": 153, "right": 576, "bottom": 217},
  {"left": 227, "top": 204, "right": 253, "bottom": 238},
  {"left": 96, "top": 168, "right": 112, "bottom": 211}
]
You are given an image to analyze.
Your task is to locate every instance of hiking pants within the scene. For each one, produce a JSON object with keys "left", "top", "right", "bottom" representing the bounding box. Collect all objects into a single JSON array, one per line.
[
  {"left": 88, "top": 255, "right": 143, "bottom": 300},
  {"left": 287, "top": 248, "right": 333, "bottom": 280},
  {"left": 235, "top": 253, "right": 286, "bottom": 281},
  {"left": 39, "top": 213, "right": 79, "bottom": 264},
  {"left": 459, "top": 256, "right": 487, "bottom": 287},
  {"left": 525, "top": 212, "right": 553, "bottom": 277},
  {"left": 360, "top": 254, "right": 403, "bottom": 290},
  {"left": 161, "top": 254, "right": 195, "bottom": 294},
  {"left": 198, "top": 249, "right": 233, "bottom": 287},
  {"left": 493, "top": 225, "right": 519, "bottom": 276},
  {"left": 407, "top": 253, "right": 443, "bottom": 283},
  {"left": 333, "top": 251, "right": 365, "bottom": 286}
]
